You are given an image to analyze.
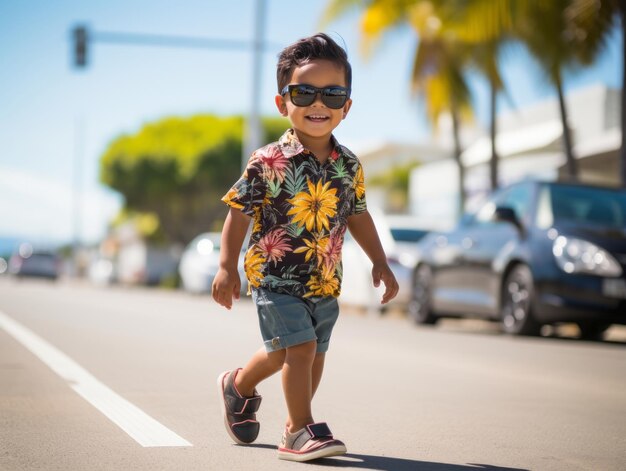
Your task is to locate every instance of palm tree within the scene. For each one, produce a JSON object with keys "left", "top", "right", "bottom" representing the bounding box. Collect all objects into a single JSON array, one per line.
[
  {"left": 323, "top": 0, "right": 624, "bottom": 195},
  {"left": 322, "top": 0, "right": 474, "bottom": 214},
  {"left": 444, "top": 0, "right": 623, "bottom": 185},
  {"left": 513, "top": 1, "right": 582, "bottom": 180},
  {"left": 451, "top": 0, "right": 622, "bottom": 185},
  {"left": 565, "top": 0, "right": 624, "bottom": 186},
  {"left": 442, "top": 1, "right": 531, "bottom": 190}
]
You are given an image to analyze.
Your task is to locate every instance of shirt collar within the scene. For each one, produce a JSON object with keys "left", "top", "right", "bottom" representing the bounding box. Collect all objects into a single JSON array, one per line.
[{"left": 278, "top": 129, "right": 342, "bottom": 161}]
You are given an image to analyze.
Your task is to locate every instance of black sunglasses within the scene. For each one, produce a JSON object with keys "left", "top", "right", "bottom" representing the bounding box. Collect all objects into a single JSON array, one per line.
[{"left": 281, "top": 84, "right": 351, "bottom": 109}]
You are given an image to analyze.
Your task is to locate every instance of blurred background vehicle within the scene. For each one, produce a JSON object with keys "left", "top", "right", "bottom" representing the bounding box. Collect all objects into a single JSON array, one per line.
[
  {"left": 88, "top": 257, "right": 116, "bottom": 286},
  {"left": 179, "top": 232, "right": 248, "bottom": 296},
  {"left": 8, "top": 243, "right": 61, "bottom": 280},
  {"left": 410, "top": 180, "right": 626, "bottom": 340},
  {"left": 341, "top": 212, "right": 444, "bottom": 312}
]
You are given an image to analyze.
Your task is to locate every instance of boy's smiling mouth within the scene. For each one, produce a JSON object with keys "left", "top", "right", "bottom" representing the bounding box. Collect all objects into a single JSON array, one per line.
[{"left": 306, "top": 114, "right": 330, "bottom": 122}]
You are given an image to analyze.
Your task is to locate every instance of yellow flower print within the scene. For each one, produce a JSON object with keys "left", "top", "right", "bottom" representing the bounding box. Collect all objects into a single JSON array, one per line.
[
  {"left": 305, "top": 264, "right": 339, "bottom": 297},
  {"left": 293, "top": 236, "right": 329, "bottom": 264},
  {"left": 244, "top": 248, "right": 266, "bottom": 288},
  {"left": 354, "top": 165, "right": 365, "bottom": 200},
  {"left": 252, "top": 207, "right": 262, "bottom": 234},
  {"left": 287, "top": 179, "right": 339, "bottom": 233},
  {"left": 223, "top": 188, "right": 244, "bottom": 210}
]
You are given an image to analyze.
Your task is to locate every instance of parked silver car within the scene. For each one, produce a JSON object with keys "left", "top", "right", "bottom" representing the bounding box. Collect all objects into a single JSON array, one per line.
[
  {"left": 179, "top": 232, "right": 248, "bottom": 295},
  {"left": 341, "top": 213, "right": 440, "bottom": 312},
  {"left": 9, "top": 243, "right": 61, "bottom": 280}
]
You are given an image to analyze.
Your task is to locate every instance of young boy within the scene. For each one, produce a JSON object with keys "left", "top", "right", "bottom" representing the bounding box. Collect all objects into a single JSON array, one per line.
[{"left": 213, "top": 33, "right": 398, "bottom": 462}]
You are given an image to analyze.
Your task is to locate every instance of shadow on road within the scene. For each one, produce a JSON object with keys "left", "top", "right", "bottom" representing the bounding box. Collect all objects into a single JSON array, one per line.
[
  {"left": 241, "top": 446, "right": 529, "bottom": 470},
  {"left": 310, "top": 454, "right": 529, "bottom": 470}
]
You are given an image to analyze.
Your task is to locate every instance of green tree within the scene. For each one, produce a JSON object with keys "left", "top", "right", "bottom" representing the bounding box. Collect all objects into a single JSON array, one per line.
[
  {"left": 100, "top": 114, "right": 287, "bottom": 244},
  {"left": 369, "top": 161, "right": 420, "bottom": 212}
]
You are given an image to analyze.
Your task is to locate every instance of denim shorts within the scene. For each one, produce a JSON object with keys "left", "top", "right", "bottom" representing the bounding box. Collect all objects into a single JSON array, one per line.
[{"left": 252, "top": 288, "right": 340, "bottom": 353}]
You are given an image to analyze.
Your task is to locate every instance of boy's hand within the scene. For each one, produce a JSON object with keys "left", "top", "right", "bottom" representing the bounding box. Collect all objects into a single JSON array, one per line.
[
  {"left": 212, "top": 267, "right": 241, "bottom": 310},
  {"left": 372, "top": 262, "right": 399, "bottom": 304}
]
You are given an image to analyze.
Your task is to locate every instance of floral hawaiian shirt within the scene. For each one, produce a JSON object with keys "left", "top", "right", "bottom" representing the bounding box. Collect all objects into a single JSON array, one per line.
[{"left": 222, "top": 128, "right": 367, "bottom": 299}]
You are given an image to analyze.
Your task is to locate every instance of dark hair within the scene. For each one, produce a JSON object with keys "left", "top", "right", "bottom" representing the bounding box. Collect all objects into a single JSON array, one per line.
[{"left": 276, "top": 33, "right": 352, "bottom": 93}]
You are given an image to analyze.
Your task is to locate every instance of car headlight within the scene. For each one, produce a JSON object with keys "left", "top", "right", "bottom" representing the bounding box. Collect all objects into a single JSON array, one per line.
[{"left": 552, "top": 236, "right": 622, "bottom": 277}]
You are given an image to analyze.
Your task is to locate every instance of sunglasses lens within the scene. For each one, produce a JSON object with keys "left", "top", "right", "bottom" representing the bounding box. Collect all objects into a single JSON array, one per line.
[
  {"left": 321, "top": 88, "right": 348, "bottom": 109},
  {"left": 290, "top": 85, "right": 316, "bottom": 106},
  {"left": 286, "top": 85, "right": 349, "bottom": 109}
]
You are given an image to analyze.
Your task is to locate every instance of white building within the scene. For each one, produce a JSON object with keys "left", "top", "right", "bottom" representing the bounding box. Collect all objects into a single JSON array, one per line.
[
  {"left": 409, "top": 84, "right": 622, "bottom": 222},
  {"left": 350, "top": 139, "right": 451, "bottom": 212}
]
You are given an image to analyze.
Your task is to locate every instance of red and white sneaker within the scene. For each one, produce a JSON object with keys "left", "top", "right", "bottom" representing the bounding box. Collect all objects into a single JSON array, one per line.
[{"left": 278, "top": 422, "right": 347, "bottom": 462}]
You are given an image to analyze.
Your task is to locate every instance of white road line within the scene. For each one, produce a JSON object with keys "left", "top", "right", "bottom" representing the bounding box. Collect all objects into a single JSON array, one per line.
[{"left": 0, "top": 310, "right": 192, "bottom": 448}]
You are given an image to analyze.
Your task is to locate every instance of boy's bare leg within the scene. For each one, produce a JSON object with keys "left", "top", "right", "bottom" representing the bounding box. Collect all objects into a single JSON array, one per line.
[
  {"left": 234, "top": 345, "right": 327, "bottom": 431},
  {"left": 311, "top": 352, "right": 326, "bottom": 397},
  {"left": 283, "top": 340, "right": 317, "bottom": 433},
  {"left": 235, "top": 348, "right": 324, "bottom": 397},
  {"left": 235, "top": 347, "right": 285, "bottom": 397},
  {"left": 282, "top": 352, "right": 326, "bottom": 429}
]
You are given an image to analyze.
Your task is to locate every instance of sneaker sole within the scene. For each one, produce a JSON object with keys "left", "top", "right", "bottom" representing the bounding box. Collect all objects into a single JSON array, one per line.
[
  {"left": 217, "top": 370, "right": 248, "bottom": 446},
  {"left": 277, "top": 443, "right": 347, "bottom": 462}
]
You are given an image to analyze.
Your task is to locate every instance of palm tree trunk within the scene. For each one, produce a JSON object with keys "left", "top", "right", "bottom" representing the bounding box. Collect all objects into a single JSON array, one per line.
[
  {"left": 489, "top": 79, "right": 499, "bottom": 190},
  {"left": 619, "top": 4, "right": 626, "bottom": 188},
  {"left": 451, "top": 109, "right": 466, "bottom": 217},
  {"left": 556, "top": 76, "right": 577, "bottom": 180}
]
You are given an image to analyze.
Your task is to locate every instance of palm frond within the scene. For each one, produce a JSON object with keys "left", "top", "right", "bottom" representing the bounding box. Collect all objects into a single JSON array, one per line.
[
  {"left": 283, "top": 165, "right": 306, "bottom": 197},
  {"left": 319, "top": 0, "right": 364, "bottom": 28},
  {"left": 330, "top": 158, "right": 349, "bottom": 179},
  {"left": 285, "top": 223, "right": 305, "bottom": 239},
  {"left": 267, "top": 179, "right": 281, "bottom": 198},
  {"left": 565, "top": 0, "right": 619, "bottom": 64}
]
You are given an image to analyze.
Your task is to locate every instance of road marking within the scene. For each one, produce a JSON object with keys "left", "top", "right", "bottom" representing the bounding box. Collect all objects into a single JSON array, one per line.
[{"left": 0, "top": 310, "right": 192, "bottom": 447}]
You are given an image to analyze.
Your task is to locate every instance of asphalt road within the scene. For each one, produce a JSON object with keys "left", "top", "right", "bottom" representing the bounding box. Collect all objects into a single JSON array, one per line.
[{"left": 1, "top": 278, "right": 625, "bottom": 471}]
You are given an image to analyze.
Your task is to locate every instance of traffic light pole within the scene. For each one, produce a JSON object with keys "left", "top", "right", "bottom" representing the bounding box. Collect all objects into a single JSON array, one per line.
[
  {"left": 245, "top": 0, "right": 266, "bottom": 170},
  {"left": 70, "top": 2, "right": 270, "bottom": 269},
  {"left": 71, "top": 0, "right": 270, "bottom": 171}
]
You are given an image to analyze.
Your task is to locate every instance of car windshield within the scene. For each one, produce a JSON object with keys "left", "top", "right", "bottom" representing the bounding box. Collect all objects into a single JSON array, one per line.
[
  {"left": 390, "top": 228, "right": 428, "bottom": 243},
  {"left": 23, "top": 253, "right": 56, "bottom": 264},
  {"left": 550, "top": 185, "right": 626, "bottom": 228}
]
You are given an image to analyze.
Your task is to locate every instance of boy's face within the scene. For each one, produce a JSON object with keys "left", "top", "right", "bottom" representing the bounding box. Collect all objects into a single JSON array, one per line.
[{"left": 275, "top": 59, "right": 352, "bottom": 142}]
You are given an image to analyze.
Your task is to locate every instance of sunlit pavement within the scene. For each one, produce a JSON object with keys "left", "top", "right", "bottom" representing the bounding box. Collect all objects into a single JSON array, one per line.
[
  {"left": 340, "top": 304, "right": 626, "bottom": 344},
  {"left": 1, "top": 276, "right": 625, "bottom": 471}
]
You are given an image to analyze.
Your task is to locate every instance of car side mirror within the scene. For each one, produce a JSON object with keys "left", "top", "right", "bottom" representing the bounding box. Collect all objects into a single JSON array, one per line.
[{"left": 493, "top": 206, "right": 522, "bottom": 230}]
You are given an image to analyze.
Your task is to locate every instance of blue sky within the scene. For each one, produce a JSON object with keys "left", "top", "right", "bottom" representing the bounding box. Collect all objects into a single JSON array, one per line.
[{"left": 0, "top": 0, "right": 621, "bottom": 247}]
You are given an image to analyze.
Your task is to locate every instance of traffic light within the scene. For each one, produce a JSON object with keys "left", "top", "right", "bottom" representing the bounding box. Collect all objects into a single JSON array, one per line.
[{"left": 73, "top": 25, "right": 88, "bottom": 68}]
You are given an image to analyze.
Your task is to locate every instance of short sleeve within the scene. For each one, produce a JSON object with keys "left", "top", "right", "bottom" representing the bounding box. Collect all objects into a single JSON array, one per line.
[
  {"left": 221, "top": 154, "right": 266, "bottom": 217},
  {"left": 351, "top": 162, "right": 367, "bottom": 215}
]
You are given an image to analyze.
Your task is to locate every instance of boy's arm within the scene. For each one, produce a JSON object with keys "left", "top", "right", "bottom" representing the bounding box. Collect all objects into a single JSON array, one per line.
[
  {"left": 347, "top": 211, "right": 399, "bottom": 304},
  {"left": 212, "top": 207, "right": 251, "bottom": 310}
]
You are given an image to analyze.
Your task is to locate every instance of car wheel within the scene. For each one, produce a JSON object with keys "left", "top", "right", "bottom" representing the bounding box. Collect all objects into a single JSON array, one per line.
[
  {"left": 408, "top": 265, "right": 438, "bottom": 325},
  {"left": 501, "top": 264, "right": 541, "bottom": 336},
  {"left": 577, "top": 322, "right": 611, "bottom": 341}
]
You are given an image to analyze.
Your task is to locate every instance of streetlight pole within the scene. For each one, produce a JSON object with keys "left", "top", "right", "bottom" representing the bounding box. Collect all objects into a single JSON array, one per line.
[
  {"left": 244, "top": 0, "right": 267, "bottom": 170},
  {"left": 72, "top": 115, "right": 85, "bottom": 276},
  {"left": 69, "top": 7, "right": 272, "bottom": 263},
  {"left": 71, "top": 7, "right": 271, "bottom": 173}
]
